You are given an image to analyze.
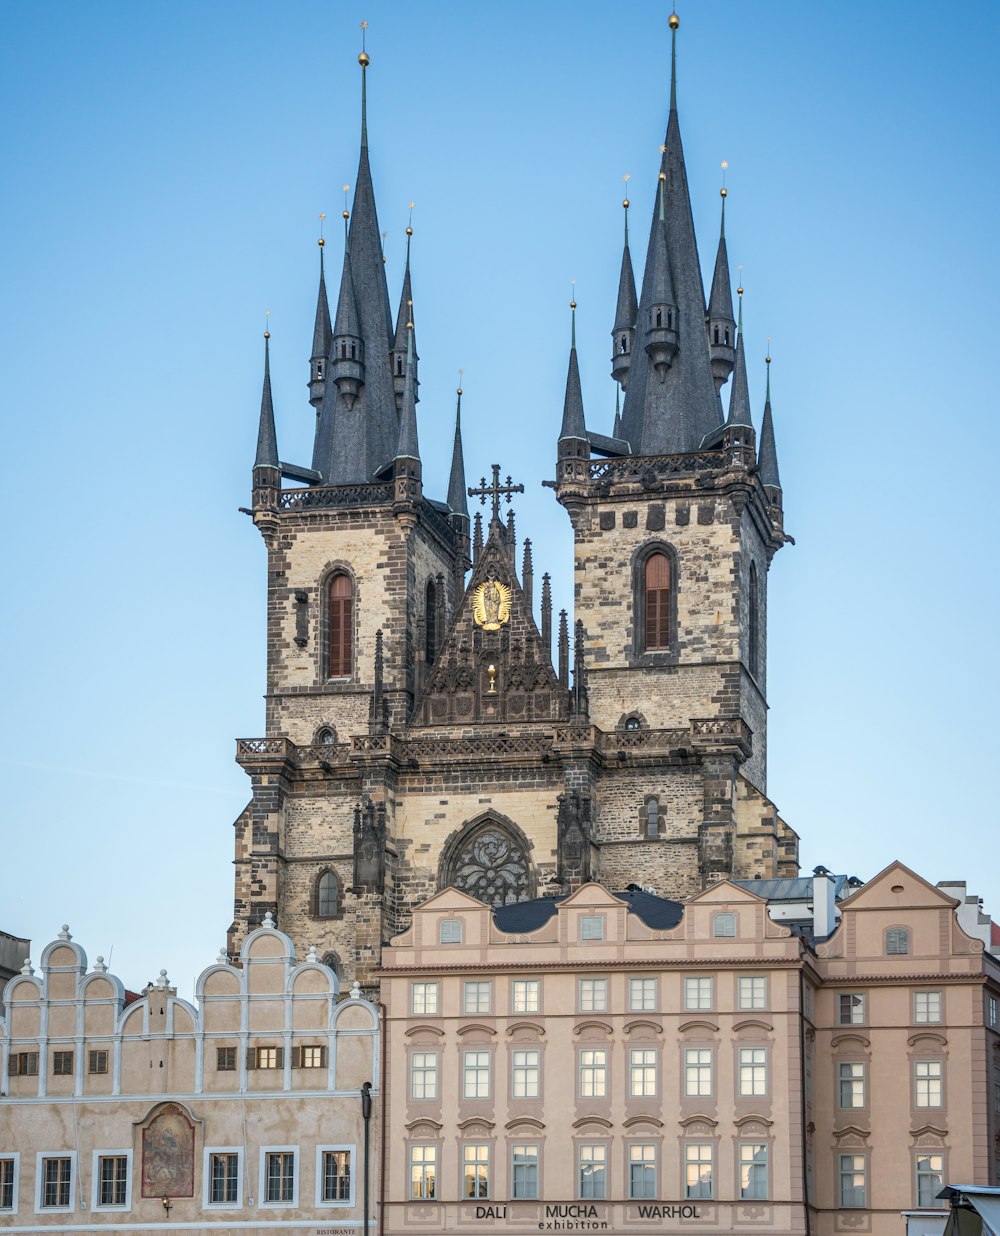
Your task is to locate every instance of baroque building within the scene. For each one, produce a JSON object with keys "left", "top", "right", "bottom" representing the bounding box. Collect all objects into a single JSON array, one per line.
[{"left": 229, "top": 15, "right": 798, "bottom": 982}]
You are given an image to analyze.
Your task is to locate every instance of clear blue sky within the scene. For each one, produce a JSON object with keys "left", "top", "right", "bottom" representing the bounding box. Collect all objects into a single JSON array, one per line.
[{"left": 2, "top": 1, "right": 997, "bottom": 995}]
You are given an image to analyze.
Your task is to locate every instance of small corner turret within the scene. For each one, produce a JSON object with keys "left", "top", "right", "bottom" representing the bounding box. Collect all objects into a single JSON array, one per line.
[
  {"left": 252, "top": 330, "right": 280, "bottom": 529},
  {"left": 611, "top": 193, "right": 638, "bottom": 389},
  {"left": 706, "top": 176, "right": 736, "bottom": 390},
  {"left": 309, "top": 229, "right": 333, "bottom": 407}
]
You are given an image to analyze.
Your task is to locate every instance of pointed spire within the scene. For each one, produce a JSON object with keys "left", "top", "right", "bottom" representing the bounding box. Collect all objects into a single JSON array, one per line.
[
  {"left": 522, "top": 539, "right": 534, "bottom": 614},
  {"left": 611, "top": 183, "right": 639, "bottom": 389},
  {"left": 758, "top": 353, "right": 781, "bottom": 490},
  {"left": 359, "top": 24, "right": 370, "bottom": 148},
  {"left": 707, "top": 167, "right": 736, "bottom": 391},
  {"left": 255, "top": 331, "right": 279, "bottom": 468},
  {"left": 394, "top": 325, "right": 420, "bottom": 462},
  {"left": 473, "top": 511, "right": 484, "bottom": 564},
  {"left": 447, "top": 383, "right": 469, "bottom": 516},
  {"left": 309, "top": 223, "right": 333, "bottom": 408},
  {"left": 558, "top": 610, "right": 570, "bottom": 690},
  {"left": 559, "top": 297, "right": 588, "bottom": 443},
  {"left": 726, "top": 290, "right": 752, "bottom": 429},
  {"left": 541, "top": 573, "right": 553, "bottom": 662},
  {"left": 613, "top": 386, "right": 622, "bottom": 439},
  {"left": 643, "top": 175, "right": 679, "bottom": 382},
  {"left": 669, "top": 11, "right": 679, "bottom": 112},
  {"left": 392, "top": 211, "right": 418, "bottom": 411}
]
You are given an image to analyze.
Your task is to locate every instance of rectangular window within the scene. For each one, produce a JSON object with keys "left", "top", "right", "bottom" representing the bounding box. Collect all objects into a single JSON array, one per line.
[
  {"left": 578, "top": 1145, "right": 607, "bottom": 1200},
  {"left": 738, "top": 1047, "right": 768, "bottom": 1097},
  {"left": 887, "top": 928, "right": 910, "bottom": 955},
  {"left": 579, "top": 1049, "right": 608, "bottom": 1099},
  {"left": 712, "top": 912, "right": 737, "bottom": 937},
  {"left": 88, "top": 1049, "right": 109, "bottom": 1075},
  {"left": 838, "top": 1061, "right": 866, "bottom": 1108},
  {"left": 511, "top": 1145, "right": 539, "bottom": 1200},
  {"left": 0, "top": 1159, "right": 15, "bottom": 1211},
  {"left": 578, "top": 978, "right": 608, "bottom": 1012},
  {"left": 463, "top": 1144, "right": 490, "bottom": 1199},
  {"left": 41, "top": 1157, "right": 72, "bottom": 1209},
  {"left": 255, "top": 1046, "right": 283, "bottom": 1069},
  {"left": 916, "top": 1153, "right": 944, "bottom": 1208},
  {"left": 580, "top": 915, "right": 605, "bottom": 941},
  {"left": 739, "top": 1144, "right": 769, "bottom": 1200},
  {"left": 98, "top": 1155, "right": 128, "bottom": 1207},
  {"left": 628, "top": 1144, "right": 656, "bottom": 1199},
  {"left": 410, "top": 1053, "right": 439, "bottom": 1101},
  {"left": 265, "top": 1152, "right": 295, "bottom": 1204},
  {"left": 738, "top": 977, "right": 767, "bottom": 1011},
  {"left": 411, "top": 982, "right": 439, "bottom": 1016},
  {"left": 512, "top": 1049, "right": 540, "bottom": 1099},
  {"left": 989, "top": 995, "right": 998, "bottom": 1029},
  {"left": 439, "top": 919, "right": 463, "bottom": 944},
  {"left": 685, "top": 1144, "right": 713, "bottom": 1199},
  {"left": 463, "top": 1050, "right": 491, "bottom": 1100},
  {"left": 409, "top": 1145, "right": 437, "bottom": 1200},
  {"left": 629, "top": 1048, "right": 658, "bottom": 1097},
  {"left": 839, "top": 1154, "right": 866, "bottom": 1208},
  {"left": 684, "top": 1048, "right": 713, "bottom": 1097},
  {"left": 209, "top": 1152, "right": 240, "bottom": 1205},
  {"left": 217, "top": 1046, "right": 237, "bottom": 1071},
  {"left": 300, "top": 1045, "right": 325, "bottom": 1069},
  {"left": 464, "top": 982, "right": 492, "bottom": 1015},
  {"left": 512, "top": 980, "right": 540, "bottom": 1013},
  {"left": 914, "top": 991, "right": 942, "bottom": 1024},
  {"left": 684, "top": 977, "right": 713, "bottom": 1011},
  {"left": 52, "top": 1051, "right": 73, "bottom": 1076},
  {"left": 629, "top": 977, "right": 658, "bottom": 1012},
  {"left": 915, "top": 1060, "right": 943, "bottom": 1108},
  {"left": 839, "top": 993, "right": 865, "bottom": 1025},
  {"left": 322, "top": 1150, "right": 352, "bottom": 1202},
  {"left": 12, "top": 1052, "right": 38, "bottom": 1076}
]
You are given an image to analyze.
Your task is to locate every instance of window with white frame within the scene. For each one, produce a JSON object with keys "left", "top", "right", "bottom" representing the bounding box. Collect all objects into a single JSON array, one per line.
[
  {"left": 988, "top": 994, "right": 998, "bottom": 1029},
  {"left": 463, "top": 1144, "right": 490, "bottom": 1199},
  {"left": 684, "top": 976, "right": 713, "bottom": 1010},
  {"left": 886, "top": 927, "right": 910, "bottom": 955},
  {"left": 263, "top": 1150, "right": 296, "bottom": 1205},
  {"left": 839, "top": 992, "right": 865, "bottom": 1025},
  {"left": 916, "top": 1153, "right": 944, "bottom": 1207},
  {"left": 684, "top": 1144, "right": 713, "bottom": 1199},
  {"left": 839, "top": 1154, "right": 867, "bottom": 1207},
  {"left": 410, "top": 1052, "right": 439, "bottom": 1100},
  {"left": 579, "top": 1049, "right": 608, "bottom": 1098},
  {"left": 838, "top": 1061, "right": 866, "bottom": 1108},
  {"left": 578, "top": 1145, "right": 607, "bottom": 1199},
  {"left": 463, "top": 1050, "right": 491, "bottom": 1099},
  {"left": 205, "top": 1150, "right": 241, "bottom": 1206},
  {"left": 0, "top": 1155, "right": 18, "bottom": 1212},
  {"left": 512, "top": 1049, "right": 540, "bottom": 1098},
  {"left": 95, "top": 1153, "right": 129, "bottom": 1208},
  {"left": 511, "top": 1145, "right": 539, "bottom": 1199},
  {"left": 739, "top": 1143, "right": 768, "bottom": 1200},
  {"left": 255, "top": 1045, "right": 282, "bottom": 1069},
  {"left": 409, "top": 1145, "right": 437, "bottom": 1199},
  {"left": 439, "top": 919, "right": 463, "bottom": 944},
  {"left": 579, "top": 978, "right": 608, "bottom": 1012},
  {"left": 629, "top": 977, "right": 658, "bottom": 1011},
  {"left": 38, "top": 1155, "right": 73, "bottom": 1210},
  {"left": 298, "top": 1045, "right": 326, "bottom": 1069},
  {"left": 628, "top": 1144, "right": 656, "bottom": 1199},
  {"left": 411, "top": 982, "right": 440, "bottom": 1016},
  {"left": 684, "top": 1048, "right": 713, "bottom": 1097},
  {"left": 512, "top": 979, "right": 540, "bottom": 1013},
  {"left": 712, "top": 912, "right": 737, "bottom": 938},
  {"left": 629, "top": 1048, "right": 658, "bottom": 1097},
  {"left": 914, "top": 991, "right": 942, "bottom": 1024},
  {"left": 464, "top": 981, "right": 492, "bottom": 1015},
  {"left": 580, "top": 915, "right": 605, "bottom": 942},
  {"left": 738, "top": 976, "right": 767, "bottom": 1011},
  {"left": 914, "top": 1060, "right": 943, "bottom": 1107},
  {"left": 738, "top": 1047, "right": 767, "bottom": 1097},
  {"left": 318, "top": 1148, "right": 353, "bottom": 1204}
]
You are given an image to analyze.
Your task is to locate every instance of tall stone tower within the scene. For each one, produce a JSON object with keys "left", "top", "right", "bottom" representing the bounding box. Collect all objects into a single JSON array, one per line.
[{"left": 229, "top": 19, "right": 797, "bottom": 984}]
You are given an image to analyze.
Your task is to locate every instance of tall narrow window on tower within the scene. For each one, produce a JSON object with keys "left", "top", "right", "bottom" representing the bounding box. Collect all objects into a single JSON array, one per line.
[
  {"left": 327, "top": 573, "right": 354, "bottom": 679},
  {"left": 425, "top": 579, "right": 437, "bottom": 666},
  {"left": 643, "top": 551, "right": 671, "bottom": 651},
  {"left": 748, "top": 562, "right": 759, "bottom": 679}
]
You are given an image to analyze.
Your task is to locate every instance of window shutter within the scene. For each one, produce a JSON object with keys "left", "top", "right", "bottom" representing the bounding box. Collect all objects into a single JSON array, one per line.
[
  {"left": 320, "top": 1045, "right": 328, "bottom": 1067},
  {"left": 291, "top": 1046, "right": 301, "bottom": 1069},
  {"left": 246, "top": 1048, "right": 256, "bottom": 1070},
  {"left": 276, "top": 1047, "right": 285, "bottom": 1069}
]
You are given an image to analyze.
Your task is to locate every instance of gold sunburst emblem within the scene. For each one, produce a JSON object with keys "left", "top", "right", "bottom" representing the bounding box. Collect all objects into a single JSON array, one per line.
[{"left": 472, "top": 571, "right": 512, "bottom": 631}]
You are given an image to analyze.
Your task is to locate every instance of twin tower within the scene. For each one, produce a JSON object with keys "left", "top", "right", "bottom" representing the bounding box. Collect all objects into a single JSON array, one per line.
[{"left": 232, "top": 17, "right": 795, "bottom": 983}]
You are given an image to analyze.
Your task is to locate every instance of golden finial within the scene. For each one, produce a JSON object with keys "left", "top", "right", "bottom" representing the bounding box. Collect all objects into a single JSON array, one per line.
[
  {"left": 570, "top": 278, "right": 577, "bottom": 312},
  {"left": 669, "top": 10, "right": 680, "bottom": 30},
  {"left": 318, "top": 212, "right": 326, "bottom": 246},
  {"left": 458, "top": 367, "right": 464, "bottom": 397},
  {"left": 658, "top": 171, "right": 666, "bottom": 182},
  {"left": 359, "top": 19, "right": 370, "bottom": 67},
  {"left": 737, "top": 263, "right": 744, "bottom": 298},
  {"left": 720, "top": 160, "right": 728, "bottom": 199},
  {"left": 264, "top": 308, "right": 270, "bottom": 340},
  {"left": 406, "top": 200, "right": 414, "bottom": 237},
  {"left": 381, "top": 230, "right": 388, "bottom": 265},
  {"left": 766, "top": 336, "right": 772, "bottom": 366},
  {"left": 622, "top": 172, "right": 630, "bottom": 210},
  {"left": 659, "top": 144, "right": 666, "bottom": 154}
]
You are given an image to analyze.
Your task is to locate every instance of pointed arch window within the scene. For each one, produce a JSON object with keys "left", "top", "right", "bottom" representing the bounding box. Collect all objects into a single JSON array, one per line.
[
  {"left": 315, "top": 869, "right": 341, "bottom": 919},
  {"left": 748, "top": 562, "right": 759, "bottom": 679},
  {"left": 425, "top": 579, "right": 437, "bottom": 666},
  {"left": 643, "top": 551, "right": 672, "bottom": 651},
  {"left": 327, "top": 573, "right": 354, "bottom": 679}
]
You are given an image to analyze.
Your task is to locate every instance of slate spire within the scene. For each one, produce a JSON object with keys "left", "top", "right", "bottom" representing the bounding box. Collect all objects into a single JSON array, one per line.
[
  {"left": 611, "top": 195, "right": 638, "bottom": 389},
  {"left": 394, "top": 325, "right": 420, "bottom": 463},
  {"left": 254, "top": 331, "right": 279, "bottom": 469},
  {"left": 758, "top": 355, "right": 781, "bottom": 491},
  {"left": 559, "top": 299, "right": 588, "bottom": 444},
  {"left": 447, "top": 384, "right": 469, "bottom": 517},
  {"left": 619, "top": 13, "right": 723, "bottom": 455},
  {"left": 707, "top": 181, "right": 736, "bottom": 391},
  {"left": 725, "top": 292, "right": 752, "bottom": 430},
  {"left": 392, "top": 218, "right": 418, "bottom": 412},
  {"left": 308, "top": 236, "right": 333, "bottom": 408}
]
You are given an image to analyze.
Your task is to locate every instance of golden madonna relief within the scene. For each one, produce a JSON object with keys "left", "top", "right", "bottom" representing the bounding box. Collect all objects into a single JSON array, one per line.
[{"left": 472, "top": 569, "right": 512, "bottom": 631}]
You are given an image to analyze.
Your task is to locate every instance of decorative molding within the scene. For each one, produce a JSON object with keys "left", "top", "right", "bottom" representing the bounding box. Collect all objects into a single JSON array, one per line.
[{"left": 572, "top": 1115, "right": 613, "bottom": 1130}]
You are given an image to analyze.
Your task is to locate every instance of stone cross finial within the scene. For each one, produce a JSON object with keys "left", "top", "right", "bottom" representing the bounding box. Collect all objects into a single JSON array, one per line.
[{"left": 468, "top": 464, "right": 524, "bottom": 525}]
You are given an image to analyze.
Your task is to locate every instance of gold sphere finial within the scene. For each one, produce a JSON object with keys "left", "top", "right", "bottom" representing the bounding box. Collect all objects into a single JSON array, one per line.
[
  {"left": 623, "top": 198, "right": 630, "bottom": 209},
  {"left": 737, "top": 285, "right": 743, "bottom": 296},
  {"left": 359, "top": 50, "right": 370, "bottom": 67},
  {"left": 669, "top": 11, "right": 680, "bottom": 30},
  {"left": 765, "top": 354, "right": 771, "bottom": 365},
  {"left": 406, "top": 225, "right": 413, "bottom": 236},
  {"left": 318, "top": 236, "right": 325, "bottom": 246},
  {"left": 343, "top": 210, "right": 350, "bottom": 221},
  {"left": 720, "top": 187, "right": 728, "bottom": 198},
  {"left": 658, "top": 171, "right": 666, "bottom": 182},
  {"left": 263, "top": 330, "right": 270, "bottom": 339}
]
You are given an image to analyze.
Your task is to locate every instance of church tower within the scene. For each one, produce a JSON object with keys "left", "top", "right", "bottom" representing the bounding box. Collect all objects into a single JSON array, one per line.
[{"left": 229, "top": 18, "right": 798, "bottom": 984}]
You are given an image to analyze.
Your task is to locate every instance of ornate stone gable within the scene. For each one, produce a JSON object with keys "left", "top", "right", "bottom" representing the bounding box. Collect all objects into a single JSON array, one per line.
[{"left": 413, "top": 525, "right": 567, "bottom": 727}]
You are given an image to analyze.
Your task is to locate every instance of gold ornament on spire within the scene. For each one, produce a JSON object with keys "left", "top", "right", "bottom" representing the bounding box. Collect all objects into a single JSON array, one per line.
[
  {"left": 570, "top": 278, "right": 577, "bottom": 311},
  {"left": 457, "top": 367, "right": 464, "bottom": 396},
  {"left": 669, "top": 10, "right": 680, "bottom": 30},
  {"left": 342, "top": 185, "right": 350, "bottom": 221},
  {"left": 623, "top": 172, "right": 630, "bottom": 209},
  {"left": 406, "top": 200, "right": 414, "bottom": 237},
  {"left": 264, "top": 308, "right": 270, "bottom": 340},
  {"left": 359, "top": 19, "right": 370, "bottom": 66},
  {"left": 720, "top": 160, "right": 728, "bottom": 199},
  {"left": 318, "top": 212, "right": 326, "bottom": 246},
  {"left": 737, "top": 263, "right": 744, "bottom": 298}
]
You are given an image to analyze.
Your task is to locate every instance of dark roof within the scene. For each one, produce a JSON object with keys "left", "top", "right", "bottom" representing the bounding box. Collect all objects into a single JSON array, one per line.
[
  {"left": 757, "top": 368, "right": 781, "bottom": 489},
  {"left": 492, "top": 888, "right": 684, "bottom": 935},
  {"left": 254, "top": 335, "right": 279, "bottom": 468},
  {"left": 734, "top": 875, "right": 850, "bottom": 903},
  {"left": 311, "top": 247, "right": 332, "bottom": 362},
  {"left": 447, "top": 391, "right": 468, "bottom": 516},
  {"left": 725, "top": 328, "right": 753, "bottom": 429}
]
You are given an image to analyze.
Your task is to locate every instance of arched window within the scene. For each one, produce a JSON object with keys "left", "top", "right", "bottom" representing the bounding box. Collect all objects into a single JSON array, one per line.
[
  {"left": 316, "top": 726, "right": 337, "bottom": 746},
  {"left": 316, "top": 870, "right": 340, "bottom": 919},
  {"left": 644, "top": 796, "right": 662, "bottom": 839},
  {"left": 327, "top": 573, "right": 353, "bottom": 679},
  {"left": 425, "top": 579, "right": 437, "bottom": 666},
  {"left": 642, "top": 551, "right": 672, "bottom": 651},
  {"left": 321, "top": 950, "right": 342, "bottom": 978},
  {"left": 444, "top": 820, "right": 533, "bottom": 908},
  {"left": 624, "top": 716, "right": 641, "bottom": 732},
  {"left": 748, "top": 562, "right": 759, "bottom": 679}
]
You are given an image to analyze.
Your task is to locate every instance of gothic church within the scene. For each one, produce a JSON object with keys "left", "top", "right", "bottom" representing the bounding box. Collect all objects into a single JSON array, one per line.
[{"left": 229, "top": 16, "right": 797, "bottom": 984}]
